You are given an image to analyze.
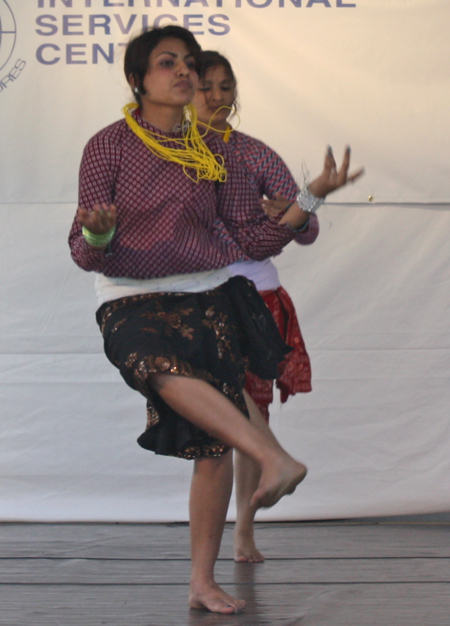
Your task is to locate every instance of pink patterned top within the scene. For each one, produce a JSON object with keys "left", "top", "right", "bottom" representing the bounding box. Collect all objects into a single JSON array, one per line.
[
  {"left": 69, "top": 111, "right": 299, "bottom": 280},
  {"left": 226, "top": 129, "right": 319, "bottom": 245}
]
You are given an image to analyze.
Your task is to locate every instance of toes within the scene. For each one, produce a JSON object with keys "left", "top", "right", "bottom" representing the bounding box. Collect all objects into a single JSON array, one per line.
[
  {"left": 214, "top": 598, "right": 246, "bottom": 614},
  {"left": 216, "top": 604, "right": 238, "bottom": 614},
  {"left": 189, "top": 589, "right": 246, "bottom": 614},
  {"left": 234, "top": 600, "right": 246, "bottom": 613},
  {"left": 228, "top": 599, "right": 246, "bottom": 613},
  {"left": 190, "top": 599, "right": 236, "bottom": 614},
  {"left": 234, "top": 547, "right": 265, "bottom": 563}
]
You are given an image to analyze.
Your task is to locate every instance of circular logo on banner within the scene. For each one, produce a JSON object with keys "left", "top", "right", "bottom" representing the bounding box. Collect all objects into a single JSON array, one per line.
[{"left": 0, "top": 0, "right": 16, "bottom": 73}]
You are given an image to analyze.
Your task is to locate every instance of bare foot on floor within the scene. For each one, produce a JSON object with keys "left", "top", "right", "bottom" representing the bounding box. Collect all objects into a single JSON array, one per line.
[
  {"left": 251, "top": 456, "right": 307, "bottom": 509},
  {"left": 233, "top": 535, "right": 265, "bottom": 563},
  {"left": 189, "top": 581, "right": 246, "bottom": 614}
]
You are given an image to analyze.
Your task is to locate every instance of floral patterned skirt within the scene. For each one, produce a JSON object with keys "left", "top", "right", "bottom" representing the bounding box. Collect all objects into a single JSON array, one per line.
[
  {"left": 96, "top": 276, "right": 290, "bottom": 459},
  {"left": 245, "top": 286, "right": 312, "bottom": 421}
]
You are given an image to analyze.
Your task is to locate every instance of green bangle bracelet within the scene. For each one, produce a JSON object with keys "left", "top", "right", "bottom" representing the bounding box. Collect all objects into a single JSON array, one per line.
[{"left": 82, "top": 226, "right": 116, "bottom": 247}]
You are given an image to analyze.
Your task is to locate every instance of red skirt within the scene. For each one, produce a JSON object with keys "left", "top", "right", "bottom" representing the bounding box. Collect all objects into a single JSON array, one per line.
[{"left": 244, "top": 286, "right": 312, "bottom": 420}]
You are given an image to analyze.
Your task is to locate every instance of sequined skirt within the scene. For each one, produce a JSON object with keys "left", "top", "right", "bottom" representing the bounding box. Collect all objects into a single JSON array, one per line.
[{"left": 96, "top": 276, "right": 290, "bottom": 459}]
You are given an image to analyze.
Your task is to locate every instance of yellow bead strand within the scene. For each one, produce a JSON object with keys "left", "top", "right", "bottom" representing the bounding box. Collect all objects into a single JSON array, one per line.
[{"left": 123, "top": 103, "right": 227, "bottom": 183}]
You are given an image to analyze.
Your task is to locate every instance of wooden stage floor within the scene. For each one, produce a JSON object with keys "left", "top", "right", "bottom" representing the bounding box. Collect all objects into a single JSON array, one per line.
[{"left": 2, "top": 519, "right": 450, "bottom": 625}]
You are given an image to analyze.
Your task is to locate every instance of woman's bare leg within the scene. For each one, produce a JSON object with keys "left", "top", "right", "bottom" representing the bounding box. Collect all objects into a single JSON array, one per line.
[
  {"left": 150, "top": 374, "right": 307, "bottom": 509},
  {"left": 233, "top": 391, "right": 270, "bottom": 563},
  {"left": 149, "top": 374, "right": 306, "bottom": 612},
  {"left": 189, "top": 451, "right": 246, "bottom": 613},
  {"left": 234, "top": 451, "right": 263, "bottom": 562}
]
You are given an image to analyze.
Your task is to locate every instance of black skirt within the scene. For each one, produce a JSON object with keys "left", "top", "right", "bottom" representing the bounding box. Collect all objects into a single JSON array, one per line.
[{"left": 96, "top": 276, "right": 291, "bottom": 459}]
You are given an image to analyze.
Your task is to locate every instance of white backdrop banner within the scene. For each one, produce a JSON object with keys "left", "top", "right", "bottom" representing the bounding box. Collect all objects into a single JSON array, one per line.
[{"left": 0, "top": 0, "right": 449, "bottom": 521}]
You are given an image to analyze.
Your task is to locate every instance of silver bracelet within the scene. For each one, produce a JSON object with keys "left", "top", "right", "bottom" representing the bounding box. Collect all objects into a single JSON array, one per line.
[{"left": 296, "top": 187, "right": 324, "bottom": 214}]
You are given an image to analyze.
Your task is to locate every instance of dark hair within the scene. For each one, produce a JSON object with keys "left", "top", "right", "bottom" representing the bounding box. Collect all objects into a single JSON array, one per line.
[
  {"left": 124, "top": 26, "right": 202, "bottom": 106},
  {"left": 198, "top": 50, "right": 238, "bottom": 110},
  {"left": 198, "top": 50, "right": 237, "bottom": 86}
]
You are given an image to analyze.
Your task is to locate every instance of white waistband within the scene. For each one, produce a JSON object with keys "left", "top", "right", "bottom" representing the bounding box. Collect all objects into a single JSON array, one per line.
[{"left": 95, "top": 267, "right": 232, "bottom": 306}]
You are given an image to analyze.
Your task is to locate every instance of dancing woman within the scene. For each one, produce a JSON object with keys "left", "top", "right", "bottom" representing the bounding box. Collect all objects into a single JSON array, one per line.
[
  {"left": 193, "top": 50, "right": 364, "bottom": 563},
  {"left": 68, "top": 26, "right": 332, "bottom": 614}
]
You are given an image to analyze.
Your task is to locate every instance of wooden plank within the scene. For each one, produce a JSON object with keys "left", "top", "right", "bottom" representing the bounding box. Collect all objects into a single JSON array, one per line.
[
  {"left": 0, "top": 523, "right": 192, "bottom": 559},
  {"left": 1, "top": 557, "right": 449, "bottom": 585},
  {"left": 2, "top": 521, "right": 450, "bottom": 626},
  {"left": 1, "top": 522, "right": 450, "bottom": 559},
  {"left": 3, "top": 583, "right": 450, "bottom": 626}
]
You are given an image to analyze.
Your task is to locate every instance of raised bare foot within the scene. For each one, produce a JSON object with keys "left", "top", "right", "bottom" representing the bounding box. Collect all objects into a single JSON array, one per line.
[
  {"left": 250, "top": 456, "right": 307, "bottom": 509},
  {"left": 189, "top": 581, "right": 246, "bottom": 614},
  {"left": 233, "top": 534, "right": 265, "bottom": 563}
]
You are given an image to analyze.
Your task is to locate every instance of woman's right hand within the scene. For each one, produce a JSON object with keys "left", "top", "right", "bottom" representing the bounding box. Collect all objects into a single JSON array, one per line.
[{"left": 77, "top": 203, "right": 117, "bottom": 234}]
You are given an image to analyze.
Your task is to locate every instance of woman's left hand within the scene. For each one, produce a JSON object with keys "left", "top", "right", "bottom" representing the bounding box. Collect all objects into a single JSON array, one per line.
[
  {"left": 308, "top": 146, "right": 364, "bottom": 199},
  {"left": 261, "top": 147, "right": 364, "bottom": 229}
]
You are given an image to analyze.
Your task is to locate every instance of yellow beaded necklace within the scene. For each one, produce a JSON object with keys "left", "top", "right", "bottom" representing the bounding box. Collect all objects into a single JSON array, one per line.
[
  {"left": 223, "top": 125, "right": 232, "bottom": 143},
  {"left": 123, "top": 102, "right": 227, "bottom": 183},
  {"left": 196, "top": 106, "right": 239, "bottom": 144}
]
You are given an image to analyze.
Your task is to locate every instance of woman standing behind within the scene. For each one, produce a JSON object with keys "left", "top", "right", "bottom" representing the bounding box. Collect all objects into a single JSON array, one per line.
[{"left": 193, "top": 50, "right": 363, "bottom": 563}]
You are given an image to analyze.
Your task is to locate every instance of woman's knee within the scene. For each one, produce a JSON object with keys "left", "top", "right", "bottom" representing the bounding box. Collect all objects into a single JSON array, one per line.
[
  {"left": 194, "top": 450, "right": 233, "bottom": 476},
  {"left": 148, "top": 372, "right": 180, "bottom": 394}
]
